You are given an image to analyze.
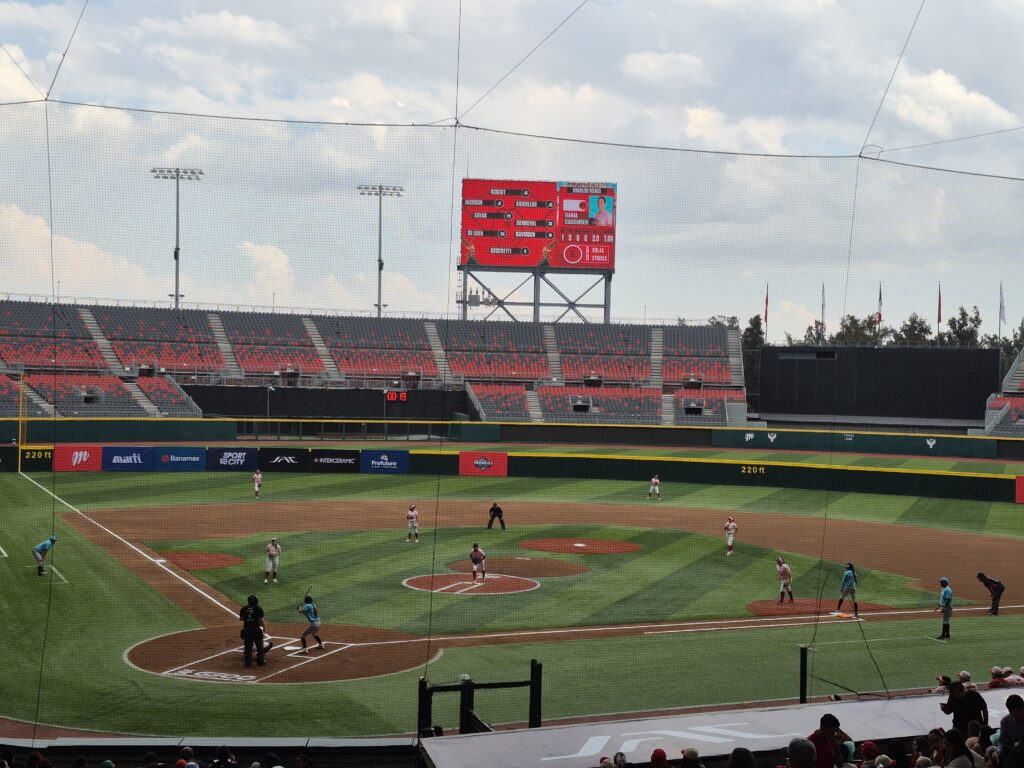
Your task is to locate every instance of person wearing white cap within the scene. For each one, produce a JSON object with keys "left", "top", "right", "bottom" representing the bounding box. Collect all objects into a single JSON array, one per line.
[
  {"left": 724, "top": 517, "right": 738, "bottom": 556},
  {"left": 264, "top": 537, "right": 281, "bottom": 584}
]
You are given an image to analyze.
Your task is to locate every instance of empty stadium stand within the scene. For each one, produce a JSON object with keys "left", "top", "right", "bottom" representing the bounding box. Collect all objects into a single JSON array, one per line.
[
  {"left": 986, "top": 394, "right": 1024, "bottom": 435},
  {"left": 91, "top": 305, "right": 217, "bottom": 343},
  {"left": 561, "top": 354, "right": 650, "bottom": 383},
  {"left": 232, "top": 345, "right": 326, "bottom": 374},
  {"left": 0, "top": 337, "right": 106, "bottom": 368},
  {"left": 469, "top": 383, "right": 532, "bottom": 421},
  {"left": 111, "top": 341, "right": 225, "bottom": 372},
  {"left": 537, "top": 385, "right": 661, "bottom": 424},
  {"left": 447, "top": 351, "right": 549, "bottom": 380},
  {"left": 312, "top": 316, "right": 438, "bottom": 378},
  {"left": 661, "top": 356, "right": 731, "bottom": 384},
  {"left": 0, "top": 300, "right": 92, "bottom": 339},
  {"left": 330, "top": 348, "right": 439, "bottom": 377},
  {"left": 441, "top": 321, "right": 549, "bottom": 380},
  {"left": 553, "top": 323, "right": 650, "bottom": 355},
  {"left": 26, "top": 373, "right": 147, "bottom": 416},
  {"left": 662, "top": 325, "right": 729, "bottom": 357},
  {"left": 0, "top": 374, "right": 24, "bottom": 416},
  {"left": 135, "top": 376, "right": 200, "bottom": 416}
]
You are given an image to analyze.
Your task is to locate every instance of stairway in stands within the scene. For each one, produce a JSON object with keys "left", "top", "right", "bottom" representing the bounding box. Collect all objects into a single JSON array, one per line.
[
  {"left": 727, "top": 328, "right": 744, "bottom": 385},
  {"left": 207, "top": 313, "right": 244, "bottom": 380},
  {"left": 525, "top": 390, "right": 544, "bottom": 423},
  {"left": 122, "top": 380, "right": 161, "bottom": 416},
  {"left": 423, "top": 321, "right": 453, "bottom": 382},
  {"left": 78, "top": 307, "right": 121, "bottom": 373},
  {"left": 650, "top": 327, "right": 664, "bottom": 388},
  {"left": 1003, "top": 347, "right": 1024, "bottom": 392},
  {"left": 542, "top": 326, "right": 563, "bottom": 381},
  {"left": 660, "top": 393, "right": 675, "bottom": 425},
  {"left": 302, "top": 317, "right": 342, "bottom": 380},
  {"left": 20, "top": 383, "right": 56, "bottom": 416}
]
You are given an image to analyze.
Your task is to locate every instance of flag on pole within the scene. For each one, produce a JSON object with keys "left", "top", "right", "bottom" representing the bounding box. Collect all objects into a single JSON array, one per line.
[
  {"left": 764, "top": 284, "right": 768, "bottom": 323},
  {"left": 938, "top": 282, "right": 942, "bottom": 325},
  {"left": 876, "top": 283, "right": 882, "bottom": 324},
  {"left": 1000, "top": 282, "right": 1006, "bottom": 324}
]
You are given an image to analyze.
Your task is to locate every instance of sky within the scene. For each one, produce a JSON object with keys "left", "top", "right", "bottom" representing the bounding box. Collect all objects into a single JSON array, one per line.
[{"left": 1, "top": 0, "right": 1023, "bottom": 341}]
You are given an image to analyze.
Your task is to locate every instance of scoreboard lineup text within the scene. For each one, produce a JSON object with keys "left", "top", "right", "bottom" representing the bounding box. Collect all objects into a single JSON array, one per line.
[{"left": 461, "top": 179, "right": 617, "bottom": 271}]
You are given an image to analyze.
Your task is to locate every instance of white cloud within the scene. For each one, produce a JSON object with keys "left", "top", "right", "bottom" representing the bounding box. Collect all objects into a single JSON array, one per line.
[
  {"left": 621, "top": 51, "right": 708, "bottom": 86},
  {"left": 0, "top": 44, "right": 43, "bottom": 101},
  {"left": 137, "top": 12, "right": 297, "bottom": 49},
  {"left": 0, "top": 2, "right": 70, "bottom": 32},
  {"left": 0, "top": 204, "right": 155, "bottom": 297},
  {"left": 685, "top": 106, "right": 787, "bottom": 153},
  {"left": 889, "top": 68, "right": 1017, "bottom": 138},
  {"left": 242, "top": 242, "right": 296, "bottom": 304}
]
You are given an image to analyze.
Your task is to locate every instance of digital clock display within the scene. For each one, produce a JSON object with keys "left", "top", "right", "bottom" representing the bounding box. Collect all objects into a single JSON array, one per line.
[{"left": 385, "top": 391, "right": 408, "bottom": 402}]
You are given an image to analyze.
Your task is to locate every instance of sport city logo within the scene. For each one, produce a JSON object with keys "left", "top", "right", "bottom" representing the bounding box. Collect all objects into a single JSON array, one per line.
[
  {"left": 270, "top": 455, "right": 298, "bottom": 464},
  {"left": 473, "top": 456, "right": 494, "bottom": 471},
  {"left": 71, "top": 450, "right": 91, "bottom": 467},
  {"left": 111, "top": 453, "right": 143, "bottom": 464},
  {"left": 219, "top": 451, "right": 249, "bottom": 466}
]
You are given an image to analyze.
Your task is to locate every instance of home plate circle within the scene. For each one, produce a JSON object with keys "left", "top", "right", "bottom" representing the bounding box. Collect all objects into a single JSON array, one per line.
[{"left": 403, "top": 573, "right": 539, "bottom": 594}]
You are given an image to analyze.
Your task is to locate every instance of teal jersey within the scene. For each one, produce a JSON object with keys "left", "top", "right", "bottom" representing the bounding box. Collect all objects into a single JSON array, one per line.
[
  {"left": 34, "top": 539, "right": 54, "bottom": 553},
  {"left": 940, "top": 586, "right": 953, "bottom": 606},
  {"left": 841, "top": 569, "right": 856, "bottom": 589},
  {"left": 301, "top": 602, "right": 319, "bottom": 622}
]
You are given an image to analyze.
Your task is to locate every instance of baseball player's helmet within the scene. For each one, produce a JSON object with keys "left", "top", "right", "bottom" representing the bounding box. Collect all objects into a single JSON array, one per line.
[
  {"left": 304, "top": 595, "right": 313, "bottom": 604},
  {"left": 49, "top": 536, "right": 57, "bottom": 543},
  {"left": 247, "top": 594, "right": 259, "bottom": 606},
  {"left": 939, "top": 577, "right": 949, "bottom": 585}
]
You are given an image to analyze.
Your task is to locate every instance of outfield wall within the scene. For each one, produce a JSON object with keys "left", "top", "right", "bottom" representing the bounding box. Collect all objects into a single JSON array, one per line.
[{"left": 4, "top": 443, "right": 1018, "bottom": 503}]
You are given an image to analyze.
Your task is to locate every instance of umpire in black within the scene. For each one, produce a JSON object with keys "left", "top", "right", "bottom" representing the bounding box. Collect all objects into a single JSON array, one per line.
[
  {"left": 977, "top": 573, "right": 1006, "bottom": 615},
  {"left": 487, "top": 502, "right": 506, "bottom": 530},
  {"left": 240, "top": 594, "right": 268, "bottom": 667}
]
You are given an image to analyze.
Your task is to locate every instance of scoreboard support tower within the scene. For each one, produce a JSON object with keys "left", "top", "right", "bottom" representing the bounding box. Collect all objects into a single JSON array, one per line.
[{"left": 458, "top": 264, "right": 612, "bottom": 324}]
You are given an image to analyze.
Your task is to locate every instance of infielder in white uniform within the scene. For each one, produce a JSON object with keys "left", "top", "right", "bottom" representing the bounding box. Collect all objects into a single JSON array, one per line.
[
  {"left": 406, "top": 505, "right": 420, "bottom": 543},
  {"left": 776, "top": 557, "right": 794, "bottom": 603},
  {"left": 252, "top": 469, "right": 263, "bottom": 499},
  {"left": 264, "top": 537, "right": 281, "bottom": 584},
  {"left": 724, "top": 516, "right": 738, "bottom": 556},
  {"left": 648, "top": 475, "right": 661, "bottom": 500}
]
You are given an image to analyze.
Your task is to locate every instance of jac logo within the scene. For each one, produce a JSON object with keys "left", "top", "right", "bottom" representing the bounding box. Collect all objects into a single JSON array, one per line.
[
  {"left": 71, "top": 450, "right": 91, "bottom": 467},
  {"left": 270, "top": 456, "right": 297, "bottom": 464},
  {"left": 767, "top": 433, "right": 777, "bottom": 443},
  {"left": 473, "top": 456, "right": 494, "bottom": 471}
]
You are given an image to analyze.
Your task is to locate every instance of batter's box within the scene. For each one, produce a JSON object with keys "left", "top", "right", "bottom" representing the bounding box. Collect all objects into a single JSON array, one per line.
[{"left": 161, "top": 634, "right": 301, "bottom": 684}]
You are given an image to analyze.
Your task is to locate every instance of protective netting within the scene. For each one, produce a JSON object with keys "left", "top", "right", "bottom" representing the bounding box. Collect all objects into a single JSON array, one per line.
[{"left": 1, "top": 100, "right": 1023, "bottom": 740}]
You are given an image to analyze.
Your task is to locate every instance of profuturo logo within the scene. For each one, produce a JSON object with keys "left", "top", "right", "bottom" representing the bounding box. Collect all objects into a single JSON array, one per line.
[
  {"left": 473, "top": 456, "right": 494, "bottom": 471},
  {"left": 370, "top": 452, "right": 398, "bottom": 468},
  {"left": 71, "top": 450, "right": 91, "bottom": 467}
]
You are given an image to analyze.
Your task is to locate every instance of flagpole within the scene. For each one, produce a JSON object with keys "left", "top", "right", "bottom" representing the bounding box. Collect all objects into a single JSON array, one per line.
[
  {"left": 998, "top": 281, "right": 1004, "bottom": 340},
  {"left": 764, "top": 284, "right": 769, "bottom": 346}
]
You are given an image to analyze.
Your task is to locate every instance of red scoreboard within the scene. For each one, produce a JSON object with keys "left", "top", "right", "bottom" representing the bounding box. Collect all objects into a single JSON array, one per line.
[{"left": 461, "top": 179, "right": 617, "bottom": 271}]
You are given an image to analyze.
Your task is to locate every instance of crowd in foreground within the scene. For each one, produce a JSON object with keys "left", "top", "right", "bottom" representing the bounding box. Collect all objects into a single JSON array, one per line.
[
  {"left": 598, "top": 694, "right": 1024, "bottom": 768},
  {"left": 0, "top": 747, "right": 313, "bottom": 768}
]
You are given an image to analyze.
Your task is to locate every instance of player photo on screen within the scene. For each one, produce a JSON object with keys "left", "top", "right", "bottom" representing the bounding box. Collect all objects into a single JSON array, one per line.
[{"left": 589, "top": 195, "right": 614, "bottom": 226}]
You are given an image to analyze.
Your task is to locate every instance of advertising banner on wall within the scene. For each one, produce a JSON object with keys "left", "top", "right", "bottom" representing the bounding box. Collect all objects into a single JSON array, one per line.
[
  {"left": 206, "top": 447, "right": 258, "bottom": 471},
  {"left": 102, "top": 446, "right": 155, "bottom": 471},
  {"left": 310, "top": 449, "right": 361, "bottom": 473},
  {"left": 54, "top": 444, "right": 103, "bottom": 472},
  {"left": 458, "top": 451, "right": 509, "bottom": 477},
  {"left": 153, "top": 447, "right": 207, "bottom": 472},
  {"left": 0, "top": 445, "right": 16, "bottom": 472},
  {"left": 259, "top": 447, "right": 311, "bottom": 472},
  {"left": 359, "top": 450, "right": 410, "bottom": 474},
  {"left": 1017, "top": 476, "right": 1024, "bottom": 504}
]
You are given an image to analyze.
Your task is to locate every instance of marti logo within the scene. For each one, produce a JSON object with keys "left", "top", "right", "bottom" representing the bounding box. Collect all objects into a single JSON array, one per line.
[
  {"left": 270, "top": 456, "right": 298, "bottom": 464},
  {"left": 473, "top": 456, "right": 494, "bottom": 471},
  {"left": 71, "top": 450, "right": 91, "bottom": 467},
  {"left": 111, "top": 453, "right": 143, "bottom": 465},
  {"left": 219, "top": 451, "right": 249, "bottom": 466}
]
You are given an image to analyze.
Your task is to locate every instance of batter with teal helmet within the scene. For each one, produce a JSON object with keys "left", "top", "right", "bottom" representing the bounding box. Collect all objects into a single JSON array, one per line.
[
  {"left": 297, "top": 595, "right": 323, "bottom": 653},
  {"left": 32, "top": 536, "right": 57, "bottom": 576}
]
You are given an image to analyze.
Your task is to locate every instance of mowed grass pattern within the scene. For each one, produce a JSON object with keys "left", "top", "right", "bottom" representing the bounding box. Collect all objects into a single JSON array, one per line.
[{"left": 0, "top": 470, "right": 1022, "bottom": 737}]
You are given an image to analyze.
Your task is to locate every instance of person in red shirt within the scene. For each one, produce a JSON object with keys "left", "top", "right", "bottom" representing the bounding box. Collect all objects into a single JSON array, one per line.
[{"left": 809, "top": 714, "right": 850, "bottom": 768}]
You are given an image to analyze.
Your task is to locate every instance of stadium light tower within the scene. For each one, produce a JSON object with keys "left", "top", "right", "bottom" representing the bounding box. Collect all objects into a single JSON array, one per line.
[
  {"left": 357, "top": 183, "right": 403, "bottom": 318},
  {"left": 151, "top": 167, "right": 204, "bottom": 310}
]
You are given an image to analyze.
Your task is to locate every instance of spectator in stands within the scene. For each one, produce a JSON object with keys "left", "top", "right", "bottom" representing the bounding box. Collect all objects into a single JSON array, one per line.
[
  {"left": 1, "top": 749, "right": 14, "bottom": 768},
  {"left": 886, "top": 740, "right": 911, "bottom": 768},
  {"left": 681, "top": 747, "right": 706, "bottom": 768},
  {"left": 1004, "top": 667, "right": 1024, "bottom": 686},
  {"left": 259, "top": 754, "right": 282, "bottom": 768},
  {"left": 934, "top": 676, "right": 954, "bottom": 694},
  {"left": 942, "top": 681, "right": 989, "bottom": 731},
  {"left": 179, "top": 750, "right": 194, "bottom": 764},
  {"left": 209, "top": 747, "right": 236, "bottom": 768},
  {"left": 25, "top": 753, "right": 43, "bottom": 768},
  {"left": 99, "top": 761, "right": 115, "bottom": 768},
  {"left": 788, "top": 738, "right": 818, "bottom": 768},
  {"left": 961, "top": 672, "right": 978, "bottom": 692},
  {"left": 727, "top": 748, "right": 757, "bottom": 768},
  {"left": 966, "top": 722, "right": 983, "bottom": 753},
  {"left": 915, "top": 759, "right": 933, "bottom": 768},
  {"left": 989, "top": 667, "right": 1012, "bottom": 689},
  {"left": 863, "top": 743, "right": 881, "bottom": 762},
  {"left": 998, "top": 695, "right": 1024, "bottom": 763},
  {"left": 294, "top": 756, "right": 313, "bottom": 768},
  {"left": 912, "top": 739, "right": 932, "bottom": 766},
  {"left": 927, "top": 729, "right": 947, "bottom": 765},
  {"left": 142, "top": 753, "right": 160, "bottom": 767},
  {"left": 650, "top": 749, "right": 668, "bottom": 767},
  {"left": 875, "top": 757, "right": 892, "bottom": 768},
  {"left": 944, "top": 729, "right": 974, "bottom": 768},
  {"left": 809, "top": 714, "right": 849, "bottom": 768}
]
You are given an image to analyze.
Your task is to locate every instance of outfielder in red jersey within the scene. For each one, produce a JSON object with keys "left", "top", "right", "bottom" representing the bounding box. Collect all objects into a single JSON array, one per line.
[
  {"left": 724, "top": 517, "right": 738, "bottom": 556},
  {"left": 469, "top": 543, "right": 487, "bottom": 581},
  {"left": 252, "top": 469, "right": 263, "bottom": 499}
]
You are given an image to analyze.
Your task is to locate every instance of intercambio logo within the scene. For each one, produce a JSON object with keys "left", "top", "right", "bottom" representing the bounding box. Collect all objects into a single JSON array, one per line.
[
  {"left": 71, "top": 450, "right": 91, "bottom": 467},
  {"left": 219, "top": 451, "right": 249, "bottom": 466},
  {"left": 111, "top": 453, "right": 143, "bottom": 464}
]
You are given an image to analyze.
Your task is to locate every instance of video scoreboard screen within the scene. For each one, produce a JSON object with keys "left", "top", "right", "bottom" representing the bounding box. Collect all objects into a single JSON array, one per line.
[{"left": 461, "top": 179, "right": 617, "bottom": 271}]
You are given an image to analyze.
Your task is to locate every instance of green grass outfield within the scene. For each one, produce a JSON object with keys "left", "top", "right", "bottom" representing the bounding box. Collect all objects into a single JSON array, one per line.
[{"left": 1, "top": 471, "right": 1022, "bottom": 737}]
